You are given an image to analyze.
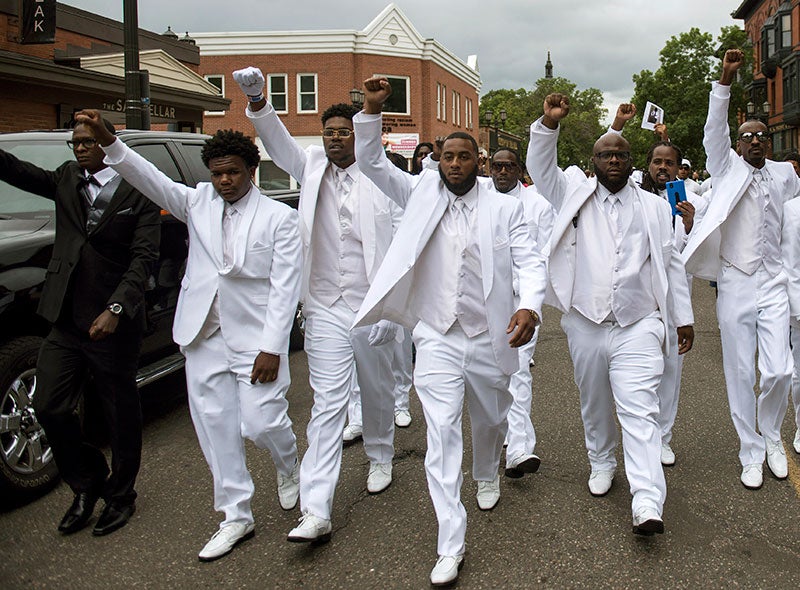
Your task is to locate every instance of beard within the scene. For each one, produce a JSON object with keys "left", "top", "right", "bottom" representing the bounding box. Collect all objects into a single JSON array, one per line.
[
  {"left": 594, "top": 163, "right": 632, "bottom": 194},
  {"left": 439, "top": 166, "right": 478, "bottom": 196}
]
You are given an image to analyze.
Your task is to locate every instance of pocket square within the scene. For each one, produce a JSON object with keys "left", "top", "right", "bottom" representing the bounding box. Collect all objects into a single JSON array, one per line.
[
  {"left": 251, "top": 240, "right": 269, "bottom": 249},
  {"left": 116, "top": 207, "right": 134, "bottom": 215}
]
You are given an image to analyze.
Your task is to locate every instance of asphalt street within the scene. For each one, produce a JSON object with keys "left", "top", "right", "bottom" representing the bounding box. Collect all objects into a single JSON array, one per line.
[{"left": 2, "top": 285, "right": 800, "bottom": 589}]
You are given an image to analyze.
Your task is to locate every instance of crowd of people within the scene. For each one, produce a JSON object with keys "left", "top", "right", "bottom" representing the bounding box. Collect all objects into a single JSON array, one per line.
[{"left": 3, "top": 48, "right": 800, "bottom": 587}]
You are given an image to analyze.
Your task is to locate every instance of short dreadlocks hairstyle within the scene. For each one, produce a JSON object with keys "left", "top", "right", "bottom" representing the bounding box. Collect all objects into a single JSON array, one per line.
[
  {"left": 641, "top": 140, "right": 682, "bottom": 196},
  {"left": 201, "top": 129, "right": 260, "bottom": 168},
  {"left": 321, "top": 103, "right": 359, "bottom": 126}
]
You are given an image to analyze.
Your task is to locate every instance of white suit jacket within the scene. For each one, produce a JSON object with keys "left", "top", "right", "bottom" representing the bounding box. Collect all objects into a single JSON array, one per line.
[
  {"left": 102, "top": 140, "right": 302, "bottom": 354},
  {"left": 246, "top": 104, "right": 401, "bottom": 302},
  {"left": 782, "top": 198, "right": 800, "bottom": 327},
  {"left": 682, "top": 82, "right": 800, "bottom": 280},
  {"left": 527, "top": 119, "right": 694, "bottom": 351},
  {"left": 351, "top": 112, "right": 548, "bottom": 376}
]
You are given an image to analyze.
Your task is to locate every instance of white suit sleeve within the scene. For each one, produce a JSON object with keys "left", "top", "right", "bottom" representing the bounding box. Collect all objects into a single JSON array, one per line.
[
  {"left": 527, "top": 118, "right": 569, "bottom": 212},
  {"left": 510, "top": 199, "right": 547, "bottom": 317},
  {"left": 703, "top": 82, "right": 735, "bottom": 179},
  {"left": 782, "top": 200, "right": 800, "bottom": 322},
  {"left": 353, "top": 111, "right": 413, "bottom": 209},
  {"left": 246, "top": 103, "right": 308, "bottom": 183}
]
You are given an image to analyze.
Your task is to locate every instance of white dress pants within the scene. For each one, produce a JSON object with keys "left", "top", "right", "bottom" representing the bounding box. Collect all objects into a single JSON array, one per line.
[
  {"left": 561, "top": 311, "right": 666, "bottom": 517},
  {"left": 657, "top": 323, "right": 683, "bottom": 446},
  {"left": 347, "top": 329, "right": 413, "bottom": 426},
  {"left": 790, "top": 324, "right": 800, "bottom": 432},
  {"left": 412, "top": 321, "right": 512, "bottom": 558},
  {"left": 183, "top": 330, "right": 297, "bottom": 527},
  {"left": 302, "top": 296, "right": 395, "bottom": 520},
  {"left": 505, "top": 329, "right": 539, "bottom": 461},
  {"left": 717, "top": 264, "right": 792, "bottom": 465}
]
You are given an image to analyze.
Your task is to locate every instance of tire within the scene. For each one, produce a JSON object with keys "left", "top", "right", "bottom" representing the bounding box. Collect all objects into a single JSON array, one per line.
[{"left": 0, "top": 336, "right": 60, "bottom": 503}]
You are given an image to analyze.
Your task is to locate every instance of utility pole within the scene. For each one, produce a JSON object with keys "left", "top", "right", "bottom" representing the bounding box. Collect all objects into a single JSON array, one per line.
[{"left": 123, "top": 0, "right": 150, "bottom": 129}]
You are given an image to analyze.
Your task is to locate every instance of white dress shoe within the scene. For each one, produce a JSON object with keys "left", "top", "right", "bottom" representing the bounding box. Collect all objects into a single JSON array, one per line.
[
  {"left": 367, "top": 462, "right": 392, "bottom": 494},
  {"left": 740, "top": 463, "right": 763, "bottom": 489},
  {"left": 765, "top": 439, "right": 788, "bottom": 479},
  {"left": 342, "top": 423, "right": 363, "bottom": 444},
  {"left": 287, "top": 512, "right": 332, "bottom": 543},
  {"left": 430, "top": 554, "right": 464, "bottom": 586},
  {"left": 504, "top": 453, "right": 541, "bottom": 478},
  {"left": 198, "top": 522, "right": 255, "bottom": 562},
  {"left": 394, "top": 409, "right": 412, "bottom": 428},
  {"left": 588, "top": 470, "right": 615, "bottom": 496},
  {"left": 794, "top": 429, "right": 800, "bottom": 454},
  {"left": 660, "top": 443, "right": 676, "bottom": 466},
  {"left": 277, "top": 461, "right": 300, "bottom": 510},
  {"left": 632, "top": 507, "right": 664, "bottom": 536},
  {"left": 476, "top": 475, "right": 500, "bottom": 510}
]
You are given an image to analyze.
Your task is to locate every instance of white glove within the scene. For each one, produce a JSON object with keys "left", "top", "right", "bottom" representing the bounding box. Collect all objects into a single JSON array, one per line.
[
  {"left": 232, "top": 67, "right": 265, "bottom": 98},
  {"left": 368, "top": 320, "right": 398, "bottom": 346}
]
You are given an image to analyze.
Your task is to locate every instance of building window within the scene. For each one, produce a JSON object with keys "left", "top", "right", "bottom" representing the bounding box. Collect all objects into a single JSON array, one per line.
[
  {"left": 259, "top": 160, "right": 291, "bottom": 190},
  {"left": 375, "top": 75, "right": 410, "bottom": 115},
  {"left": 442, "top": 85, "right": 447, "bottom": 122},
  {"left": 436, "top": 83, "right": 442, "bottom": 120},
  {"left": 297, "top": 73, "right": 317, "bottom": 113},
  {"left": 451, "top": 91, "right": 461, "bottom": 126},
  {"left": 465, "top": 98, "right": 473, "bottom": 129},
  {"left": 784, "top": 59, "right": 797, "bottom": 105},
  {"left": 268, "top": 74, "right": 288, "bottom": 113},
  {"left": 782, "top": 13, "right": 792, "bottom": 49},
  {"left": 204, "top": 74, "right": 224, "bottom": 116}
]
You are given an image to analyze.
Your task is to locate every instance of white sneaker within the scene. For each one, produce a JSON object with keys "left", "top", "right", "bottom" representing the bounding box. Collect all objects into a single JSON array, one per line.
[
  {"left": 632, "top": 507, "right": 664, "bottom": 536},
  {"left": 198, "top": 522, "right": 255, "bottom": 562},
  {"left": 476, "top": 475, "right": 500, "bottom": 510},
  {"left": 367, "top": 462, "right": 392, "bottom": 494},
  {"left": 588, "top": 470, "right": 615, "bottom": 496},
  {"left": 504, "top": 453, "right": 541, "bottom": 478},
  {"left": 765, "top": 439, "right": 788, "bottom": 479},
  {"left": 287, "top": 512, "right": 332, "bottom": 543},
  {"left": 342, "top": 423, "right": 363, "bottom": 444},
  {"left": 794, "top": 429, "right": 800, "bottom": 454},
  {"left": 660, "top": 444, "right": 676, "bottom": 466},
  {"left": 430, "top": 554, "right": 464, "bottom": 586},
  {"left": 394, "top": 409, "right": 412, "bottom": 428},
  {"left": 740, "top": 463, "right": 763, "bottom": 489},
  {"left": 277, "top": 461, "right": 300, "bottom": 510}
]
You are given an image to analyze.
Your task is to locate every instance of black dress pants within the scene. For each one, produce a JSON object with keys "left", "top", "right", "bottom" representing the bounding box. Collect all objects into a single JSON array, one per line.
[{"left": 32, "top": 324, "right": 142, "bottom": 505}]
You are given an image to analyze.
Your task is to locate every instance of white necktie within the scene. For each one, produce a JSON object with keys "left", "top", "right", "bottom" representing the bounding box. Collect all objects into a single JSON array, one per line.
[
  {"left": 753, "top": 169, "right": 768, "bottom": 203},
  {"left": 223, "top": 206, "right": 237, "bottom": 268},
  {"left": 606, "top": 194, "right": 620, "bottom": 239},
  {"left": 335, "top": 167, "right": 353, "bottom": 210},
  {"left": 453, "top": 198, "right": 469, "bottom": 236}
]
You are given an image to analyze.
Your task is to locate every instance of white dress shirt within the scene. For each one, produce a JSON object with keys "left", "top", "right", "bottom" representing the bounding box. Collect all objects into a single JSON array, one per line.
[{"left": 83, "top": 166, "right": 119, "bottom": 202}]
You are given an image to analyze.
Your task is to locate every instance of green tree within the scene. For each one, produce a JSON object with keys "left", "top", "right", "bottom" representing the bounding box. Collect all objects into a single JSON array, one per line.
[
  {"left": 627, "top": 26, "right": 752, "bottom": 172},
  {"left": 480, "top": 77, "right": 605, "bottom": 169}
]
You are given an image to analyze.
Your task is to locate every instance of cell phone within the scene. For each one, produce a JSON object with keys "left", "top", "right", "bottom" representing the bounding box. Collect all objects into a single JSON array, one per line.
[{"left": 665, "top": 179, "right": 686, "bottom": 216}]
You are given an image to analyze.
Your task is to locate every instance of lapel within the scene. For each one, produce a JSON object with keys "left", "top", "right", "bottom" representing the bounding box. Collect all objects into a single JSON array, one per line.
[
  {"left": 477, "top": 183, "right": 494, "bottom": 298},
  {"left": 89, "top": 176, "right": 127, "bottom": 234},
  {"left": 69, "top": 168, "right": 90, "bottom": 235},
  {"left": 356, "top": 173, "right": 377, "bottom": 275},
  {"left": 208, "top": 193, "right": 225, "bottom": 267},
  {"left": 228, "top": 186, "right": 261, "bottom": 274},
  {"left": 300, "top": 160, "right": 327, "bottom": 244}
]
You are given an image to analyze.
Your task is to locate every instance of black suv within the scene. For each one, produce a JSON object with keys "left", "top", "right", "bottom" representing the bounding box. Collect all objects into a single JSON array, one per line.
[{"left": 0, "top": 129, "right": 301, "bottom": 502}]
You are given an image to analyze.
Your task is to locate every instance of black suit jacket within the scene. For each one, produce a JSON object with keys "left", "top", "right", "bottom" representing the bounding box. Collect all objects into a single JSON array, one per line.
[{"left": 0, "top": 148, "right": 160, "bottom": 333}]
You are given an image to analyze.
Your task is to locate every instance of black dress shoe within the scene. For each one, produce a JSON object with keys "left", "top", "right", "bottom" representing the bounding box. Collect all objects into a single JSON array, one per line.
[
  {"left": 92, "top": 502, "right": 135, "bottom": 536},
  {"left": 58, "top": 492, "right": 99, "bottom": 535}
]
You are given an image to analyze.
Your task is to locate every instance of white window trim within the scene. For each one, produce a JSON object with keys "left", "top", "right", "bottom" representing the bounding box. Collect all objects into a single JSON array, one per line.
[
  {"left": 267, "top": 73, "right": 288, "bottom": 114},
  {"left": 442, "top": 85, "right": 447, "bottom": 123},
  {"left": 436, "top": 83, "right": 442, "bottom": 120},
  {"left": 374, "top": 74, "right": 410, "bottom": 116},
  {"left": 204, "top": 74, "right": 225, "bottom": 116},
  {"left": 297, "top": 73, "right": 318, "bottom": 114}
]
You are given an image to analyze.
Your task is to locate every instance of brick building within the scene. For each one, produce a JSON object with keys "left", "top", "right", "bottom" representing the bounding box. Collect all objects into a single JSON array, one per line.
[
  {"left": 194, "top": 3, "right": 481, "bottom": 188},
  {"left": 0, "top": 0, "right": 228, "bottom": 133},
  {"left": 735, "top": 0, "right": 800, "bottom": 155}
]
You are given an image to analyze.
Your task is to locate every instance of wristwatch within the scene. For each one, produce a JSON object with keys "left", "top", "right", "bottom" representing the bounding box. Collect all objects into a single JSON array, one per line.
[{"left": 107, "top": 302, "right": 123, "bottom": 316}]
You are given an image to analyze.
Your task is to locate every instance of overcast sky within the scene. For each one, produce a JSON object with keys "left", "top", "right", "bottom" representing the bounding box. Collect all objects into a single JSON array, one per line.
[{"left": 63, "top": 1, "right": 742, "bottom": 121}]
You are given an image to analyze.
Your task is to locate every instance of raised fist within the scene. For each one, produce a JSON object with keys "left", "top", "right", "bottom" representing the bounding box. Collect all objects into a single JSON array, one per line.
[{"left": 233, "top": 67, "right": 265, "bottom": 97}]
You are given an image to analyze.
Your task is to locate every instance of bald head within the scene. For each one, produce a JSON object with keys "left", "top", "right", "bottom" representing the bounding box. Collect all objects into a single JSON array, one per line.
[{"left": 591, "top": 132, "right": 633, "bottom": 194}]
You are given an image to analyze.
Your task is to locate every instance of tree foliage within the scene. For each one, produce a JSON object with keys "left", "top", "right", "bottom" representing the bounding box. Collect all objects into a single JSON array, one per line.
[
  {"left": 480, "top": 77, "right": 606, "bottom": 169},
  {"left": 626, "top": 26, "right": 752, "bottom": 172}
]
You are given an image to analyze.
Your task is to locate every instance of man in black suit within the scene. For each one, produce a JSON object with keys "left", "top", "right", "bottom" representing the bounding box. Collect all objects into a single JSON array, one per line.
[{"left": 0, "top": 118, "right": 160, "bottom": 535}]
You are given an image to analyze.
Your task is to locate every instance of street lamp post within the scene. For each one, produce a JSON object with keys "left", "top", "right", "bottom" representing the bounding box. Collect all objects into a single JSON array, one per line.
[
  {"left": 123, "top": 0, "right": 150, "bottom": 129},
  {"left": 349, "top": 88, "right": 365, "bottom": 109}
]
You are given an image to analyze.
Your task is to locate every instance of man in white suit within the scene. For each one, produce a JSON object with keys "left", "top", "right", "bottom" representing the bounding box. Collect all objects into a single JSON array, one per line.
[
  {"left": 527, "top": 96, "right": 694, "bottom": 536},
  {"left": 232, "top": 67, "right": 402, "bottom": 544},
  {"left": 683, "top": 49, "right": 800, "bottom": 489},
  {"left": 488, "top": 148, "right": 555, "bottom": 478},
  {"left": 781, "top": 197, "right": 800, "bottom": 455},
  {"left": 75, "top": 112, "right": 302, "bottom": 561},
  {"left": 353, "top": 77, "right": 547, "bottom": 586}
]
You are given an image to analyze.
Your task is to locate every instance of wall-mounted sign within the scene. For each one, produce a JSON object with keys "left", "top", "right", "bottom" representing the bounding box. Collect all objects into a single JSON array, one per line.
[{"left": 20, "top": 0, "right": 56, "bottom": 44}]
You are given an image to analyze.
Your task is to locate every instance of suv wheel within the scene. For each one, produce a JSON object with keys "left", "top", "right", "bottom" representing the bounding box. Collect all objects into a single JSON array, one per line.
[{"left": 0, "top": 336, "right": 59, "bottom": 502}]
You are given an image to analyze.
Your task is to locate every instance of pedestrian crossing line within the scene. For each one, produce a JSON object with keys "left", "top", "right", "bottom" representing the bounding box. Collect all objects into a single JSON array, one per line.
[{"left": 787, "top": 454, "right": 800, "bottom": 499}]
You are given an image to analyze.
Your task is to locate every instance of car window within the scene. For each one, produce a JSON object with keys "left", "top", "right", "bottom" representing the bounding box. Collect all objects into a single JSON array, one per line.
[
  {"left": 0, "top": 139, "right": 72, "bottom": 214},
  {"left": 130, "top": 143, "right": 184, "bottom": 183},
  {"left": 180, "top": 143, "right": 211, "bottom": 184}
]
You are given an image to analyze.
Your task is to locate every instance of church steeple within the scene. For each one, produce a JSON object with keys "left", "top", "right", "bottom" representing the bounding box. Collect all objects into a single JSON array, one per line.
[{"left": 545, "top": 51, "right": 553, "bottom": 79}]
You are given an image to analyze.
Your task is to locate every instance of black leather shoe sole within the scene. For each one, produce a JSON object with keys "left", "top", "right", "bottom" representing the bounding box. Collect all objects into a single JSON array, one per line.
[
  {"left": 287, "top": 531, "right": 332, "bottom": 544},
  {"left": 92, "top": 504, "right": 135, "bottom": 536},
  {"left": 504, "top": 456, "right": 541, "bottom": 478},
  {"left": 632, "top": 519, "right": 664, "bottom": 536}
]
